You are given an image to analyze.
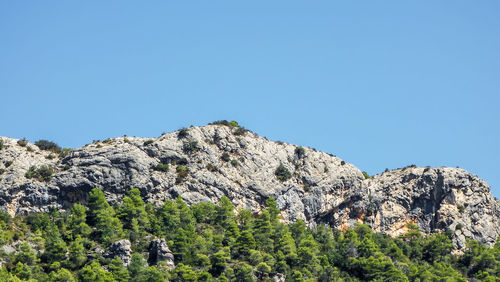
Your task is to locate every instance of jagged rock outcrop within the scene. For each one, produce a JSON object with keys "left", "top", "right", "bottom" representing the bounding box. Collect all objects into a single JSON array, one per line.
[
  {"left": 148, "top": 238, "right": 175, "bottom": 269},
  {"left": 104, "top": 239, "right": 132, "bottom": 266},
  {"left": 362, "top": 167, "right": 500, "bottom": 249},
  {"left": 0, "top": 124, "right": 499, "bottom": 249}
]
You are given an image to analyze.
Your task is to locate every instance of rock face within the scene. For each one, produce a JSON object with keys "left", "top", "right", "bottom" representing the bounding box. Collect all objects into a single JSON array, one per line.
[
  {"left": 148, "top": 238, "right": 175, "bottom": 269},
  {"left": 0, "top": 124, "right": 499, "bottom": 249},
  {"left": 104, "top": 239, "right": 132, "bottom": 266}
]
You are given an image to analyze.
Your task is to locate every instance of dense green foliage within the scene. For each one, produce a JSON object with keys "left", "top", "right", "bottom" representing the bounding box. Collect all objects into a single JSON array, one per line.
[
  {"left": 34, "top": 140, "right": 62, "bottom": 153},
  {"left": 0, "top": 187, "right": 498, "bottom": 281},
  {"left": 275, "top": 164, "right": 292, "bottom": 181}
]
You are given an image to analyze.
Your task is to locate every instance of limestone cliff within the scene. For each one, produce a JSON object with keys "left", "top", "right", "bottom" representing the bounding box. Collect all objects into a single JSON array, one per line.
[{"left": 0, "top": 124, "right": 498, "bottom": 249}]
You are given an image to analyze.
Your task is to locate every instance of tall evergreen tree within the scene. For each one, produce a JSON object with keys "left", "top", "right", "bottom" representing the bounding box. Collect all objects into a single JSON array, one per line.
[{"left": 87, "top": 188, "right": 123, "bottom": 245}]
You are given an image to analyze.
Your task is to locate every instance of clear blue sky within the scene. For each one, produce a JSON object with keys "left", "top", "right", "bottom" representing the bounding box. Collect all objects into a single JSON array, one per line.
[{"left": 1, "top": 1, "right": 499, "bottom": 197}]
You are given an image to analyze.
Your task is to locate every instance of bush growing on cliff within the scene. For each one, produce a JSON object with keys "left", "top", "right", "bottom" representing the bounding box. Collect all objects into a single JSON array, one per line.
[
  {"left": 34, "top": 140, "right": 62, "bottom": 153},
  {"left": 176, "top": 165, "right": 189, "bottom": 183},
  {"left": 233, "top": 127, "right": 247, "bottom": 136},
  {"left": 59, "top": 148, "right": 73, "bottom": 158},
  {"left": 0, "top": 139, "right": 3, "bottom": 150},
  {"left": 275, "top": 163, "right": 291, "bottom": 181},
  {"left": 209, "top": 120, "right": 239, "bottom": 127},
  {"left": 221, "top": 152, "right": 230, "bottom": 162},
  {"left": 143, "top": 139, "right": 154, "bottom": 146},
  {"left": 295, "top": 146, "right": 305, "bottom": 159},
  {"left": 177, "top": 128, "right": 189, "bottom": 139},
  {"left": 182, "top": 140, "right": 199, "bottom": 153},
  {"left": 25, "top": 165, "right": 53, "bottom": 181},
  {"left": 153, "top": 163, "right": 169, "bottom": 172},
  {"left": 17, "top": 138, "right": 28, "bottom": 147}
]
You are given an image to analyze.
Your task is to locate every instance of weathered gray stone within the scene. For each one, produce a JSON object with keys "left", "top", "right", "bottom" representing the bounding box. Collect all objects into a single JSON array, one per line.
[
  {"left": 0, "top": 125, "right": 499, "bottom": 250},
  {"left": 0, "top": 244, "right": 16, "bottom": 255},
  {"left": 148, "top": 238, "right": 175, "bottom": 269},
  {"left": 104, "top": 239, "right": 132, "bottom": 266}
]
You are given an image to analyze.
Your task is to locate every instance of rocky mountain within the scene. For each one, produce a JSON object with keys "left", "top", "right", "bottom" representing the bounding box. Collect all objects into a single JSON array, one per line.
[{"left": 0, "top": 123, "right": 499, "bottom": 250}]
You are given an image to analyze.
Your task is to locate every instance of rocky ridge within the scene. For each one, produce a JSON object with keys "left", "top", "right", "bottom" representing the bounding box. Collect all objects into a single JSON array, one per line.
[{"left": 0, "top": 124, "right": 498, "bottom": 250}]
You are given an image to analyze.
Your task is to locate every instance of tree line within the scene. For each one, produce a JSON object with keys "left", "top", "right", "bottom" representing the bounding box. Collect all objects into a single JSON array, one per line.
[{"left": 0, "top": 187, "right": 498, "bottom": 281}]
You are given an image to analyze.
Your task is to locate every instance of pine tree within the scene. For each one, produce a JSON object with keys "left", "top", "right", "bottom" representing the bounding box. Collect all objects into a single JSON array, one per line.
[
  {"left": 108, "top": 257, "right": 130, "bottom": 282},
  {"left": 117, "top": 188, "right": 149, "bottom": 231},
  {"left": 47, "top": 268, "right": 76, "bottom": 282},
  {"left": 68, "top": 236, "right": 87, "bottom": 269},
  {"left": 234, "top": 230, "right": 256, "bottom": 258},
  {"left": 87, "top": 188, "right": 123, "bottom": 245},
  {"left": 67, "top": 203, "right": 91, "bottom": 239},
  {"left": 15, "top": 242, "right": 37, "bottom": 266},
  {"left": 78, "top": 261, "right": 114, "bottom": 282}
]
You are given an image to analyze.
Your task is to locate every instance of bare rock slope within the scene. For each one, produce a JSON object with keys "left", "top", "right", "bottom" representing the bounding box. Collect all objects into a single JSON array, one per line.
[{"left": 0, "top": 124, "right": 498, "bottom": 249}]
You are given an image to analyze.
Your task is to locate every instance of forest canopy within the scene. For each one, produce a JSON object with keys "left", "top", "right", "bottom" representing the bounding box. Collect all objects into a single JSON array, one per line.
[{"left": 0, "top": 187, "right": 498, "bottom": 281}]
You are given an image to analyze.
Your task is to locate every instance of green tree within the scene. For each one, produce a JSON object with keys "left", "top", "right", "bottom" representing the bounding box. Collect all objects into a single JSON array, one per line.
[
  {"left": 253, "top": 210, "right": 273, "bottom": 252},
  {"left": 67, "top": 203, "right": 92, "bottom": 239},
  {"left": 128, "top": 253, "right": 147, "bottom": 279},
  {"left": 211, "top": 249, "right": 230, "bottom": 276},
  {"left": 13, "top": 262, "right": 32, "bottom": 280},
  {"left": 422, "top": 233, "right": 453, "bottom": 263},
  {"left": 15, "top": 242, "right": 37, "bottom": 266},
  {"left": 171, "top": 263, "right": 197, "bottom": 282},
  {"left": 234, "top": 230, "right": 256, "bottom": 258},
  {"left": 233, "top": 262, "right": 255, "bottom": 282},
  {"left": 42, "top": 230, "right": 68, "bottom": 264},
  {"left": 117, "top": 188, "right": 149, "bottom": 231},
  {"left": 216, "top": 196, "right": 235, "bottom": 228},
  {"left": 78, "top": 261, "right": 115, "bottom": 282},
  {"left": 108, "top": 257, "right": 130, "bottom": 282},
  {"left": 135, "top": 266, "right": 168, "bottom": 282},
  {"left": 265, "top": 196, "right": 280, "bottom": 224},
  {"left": 277, "top": 226, "right": 297, "bottom": 263},
  {"left": 88, "top": 188, "right": 123, "bottom": 245},
  {"left": 47, "top": 268, "right": 76, "bottom": 282},
  {"left": 255, "top": 262, "right": 271, "bottom": 280},
  {"left": 68, "top": 236, "right": 87, "bottom": 269}
]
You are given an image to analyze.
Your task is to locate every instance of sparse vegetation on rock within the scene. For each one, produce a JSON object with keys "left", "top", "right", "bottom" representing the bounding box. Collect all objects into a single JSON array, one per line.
[
  {"left": 177, "top": 128, "right": 189, "bottom": 139},
  {"left": 182, "top": 140, "right": 199, "bottom": 153},
  {"left": 175, "top": 165, "right": 189, "bottom": 184},
  {"left": 25, "top": 165, "right": 53, "bottom": 182},
  {"left": 209, "top": 120, "right": 239, "bottom": 127},
  {"left": 362, "top": 171, "right": 370, "bottom": 179},
  {"left": 143, "top": 140, "right": 154, "bottom": 146},
  {"left": 275, "top": 163, "right": 291, "bottom": 181},
  {"left": 17, "top": 139, "right": 28, "bottom": 147},
  {"left": 295, "top": 146, "right": 305, "bottom": 159},
  {"left": 153, "top": 163, "right": 169, "bottom": 172},
  {"left": 221, "top": 152, "right": 230, "bottom": 162}
]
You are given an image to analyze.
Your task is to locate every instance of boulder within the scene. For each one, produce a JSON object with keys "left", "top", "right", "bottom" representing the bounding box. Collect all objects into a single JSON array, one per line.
[
  {"left": 104, "top": 239, "right": 132, "bottom": 266},
  {"left": 148, "top": 238, "right": 175, "bottom": 269}
]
